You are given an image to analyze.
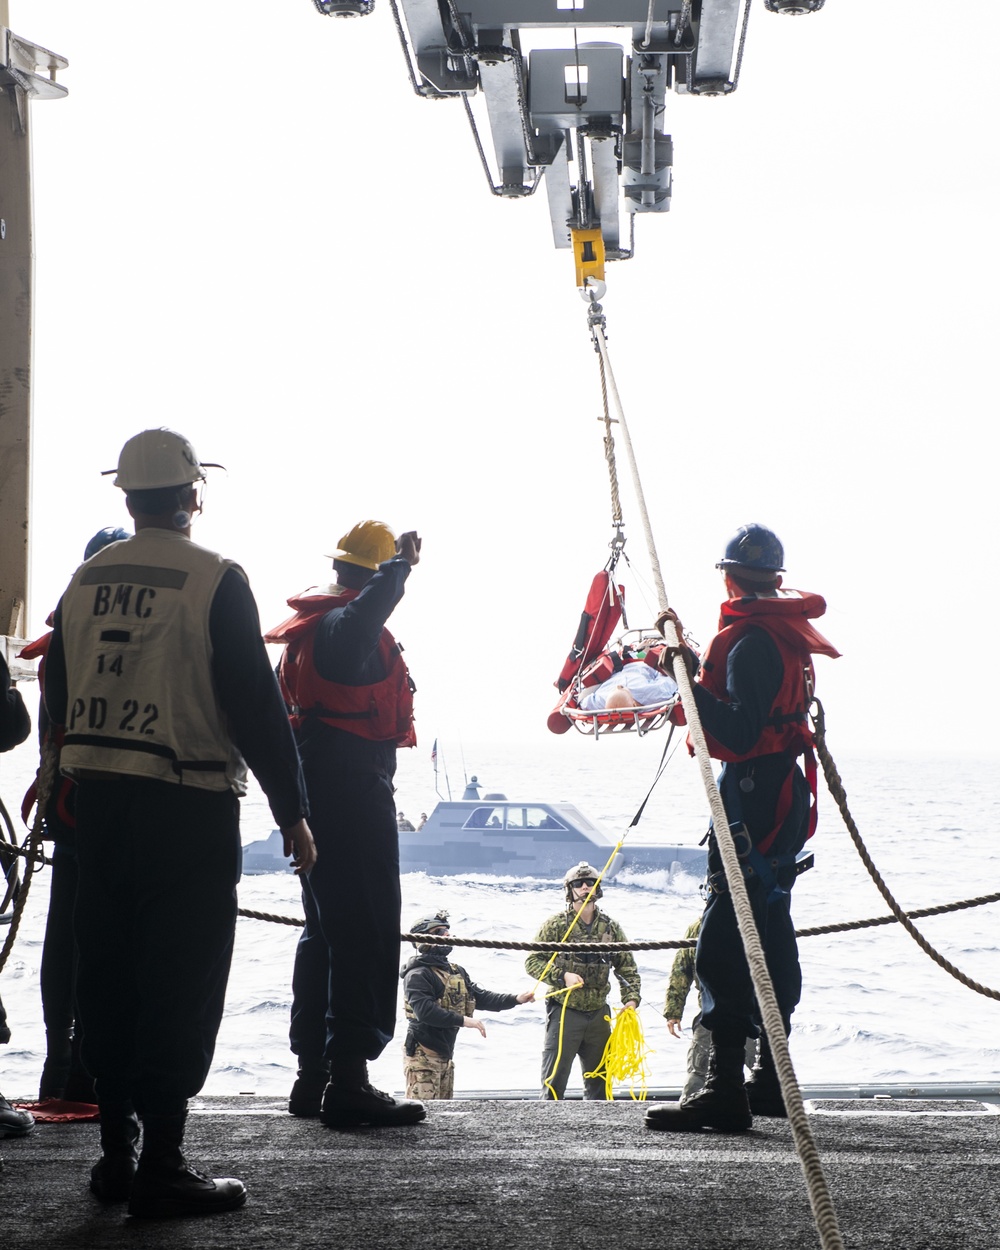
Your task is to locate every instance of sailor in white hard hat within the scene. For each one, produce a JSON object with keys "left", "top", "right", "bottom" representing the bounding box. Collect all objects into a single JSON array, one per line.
[{"left": 44, "top": 428, "right": 315, "bottom": 1218}]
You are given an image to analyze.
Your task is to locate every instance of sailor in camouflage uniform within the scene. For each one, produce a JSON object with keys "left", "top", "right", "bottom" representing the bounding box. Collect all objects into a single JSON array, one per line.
[
  {"left": 401, "top": 911, "right": 534, "bottom": 1099},
  {"left": 664, "top": 919, "right": 759, "bottom": 1102},
  {"left": 526, "top": 862, "right": 641, "bottom": 1100}
]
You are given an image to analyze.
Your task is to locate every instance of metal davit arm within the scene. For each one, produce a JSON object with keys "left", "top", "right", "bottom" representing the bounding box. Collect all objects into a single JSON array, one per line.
[{"left": 0, "top": 10, "right": 68, "bottom": 678}]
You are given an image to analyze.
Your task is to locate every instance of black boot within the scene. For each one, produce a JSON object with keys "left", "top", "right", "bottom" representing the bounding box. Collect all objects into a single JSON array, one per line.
[
  {"left": 320, "top": 1059, "right": 426, "bottom": 1129},
  {"left": 745, "top": 1030, "right": 788, "bottom": 1118},
  {"left": 314, "top": 0, "right": 375, "bottom": 14},
  {"left": 39, "top": 1029, "right": 73, "bottom": 1101},
  {"left": 0, "top": 1093, "right": 33, "bottom": 1139},
  {"left": 89, "top": 1102, "right": 140, "bottom": 1203},
  {"left": 645, "top": 1044, "right": 752, "bottom": 1133},
  {"left": 128, "top": 1110, "right": 247, "bottom": 1219},
  {"left": 288, "top": 1062, "right": 329, "bottom": 1118}
]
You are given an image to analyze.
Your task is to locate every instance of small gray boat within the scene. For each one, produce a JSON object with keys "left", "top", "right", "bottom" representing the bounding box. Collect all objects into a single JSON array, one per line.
[
  {"left": 397, "top": 791, "right": 705, "bottom": 879},
  {"left": 242, "top": 777, "right": 705, "bottom": 879}
]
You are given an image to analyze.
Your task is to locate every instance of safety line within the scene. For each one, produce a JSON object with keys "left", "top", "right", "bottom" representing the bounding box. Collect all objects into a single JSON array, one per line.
[
  {"left": 0, "top": 740, "right": 55, "bottom": 975},
  {"left": 812, "top": 698, "right": 1000, "bottom": 1002}
]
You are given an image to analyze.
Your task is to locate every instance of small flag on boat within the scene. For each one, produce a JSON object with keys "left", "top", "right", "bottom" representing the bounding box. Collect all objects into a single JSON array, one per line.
[{"left": 431, "top": 738, "right": 438, "bottom": 769}]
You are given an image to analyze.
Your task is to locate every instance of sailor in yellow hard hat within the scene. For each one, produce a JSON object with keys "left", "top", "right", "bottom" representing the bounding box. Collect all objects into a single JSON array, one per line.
[{"left": 266, "top": 519, "right": 425, "bottom": 1128}]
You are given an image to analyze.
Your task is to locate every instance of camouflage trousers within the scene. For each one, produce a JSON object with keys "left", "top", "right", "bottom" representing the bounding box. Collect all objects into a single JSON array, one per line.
[
  {"left": 403, "top": 1043, "right": 455, "bottom": 1100},
  {"left": 681, "top": 1017, "right": 758, "bottom": 1102}
]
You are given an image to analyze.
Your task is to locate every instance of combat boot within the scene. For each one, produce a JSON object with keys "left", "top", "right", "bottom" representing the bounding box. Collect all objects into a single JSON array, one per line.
[
  {"left": 314, "top": 0, "right": 375, "bottom": 14},
  {"left": 288, "top": 1062, "right": 330, "bottom": 1118},
  {"left": 645, "top": 1044, "right": 752, "bottom": 1133},
  {"left": 0, "top": 1093, "right": 33, "bottom": 1138},
  {"left": 38, "top": 1029, "right": 73, "bottom": 1101},
  {"left": 320, "top": 1059, "right": 426, "bottom": 1129},
  {"left": 128, "top": 1110, "right": 247, "bottom": 1219},
  {"left": 745, "top": 1031, "right": 787, "bottom": 1118},
  {"left": 89, "top": 1102, "right": 140, "bottom": 1203}
]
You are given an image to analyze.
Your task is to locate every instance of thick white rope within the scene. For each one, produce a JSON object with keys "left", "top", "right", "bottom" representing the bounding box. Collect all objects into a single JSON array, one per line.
[{"left": 590, "top": 314, "right": 845, "bottom": 1250}]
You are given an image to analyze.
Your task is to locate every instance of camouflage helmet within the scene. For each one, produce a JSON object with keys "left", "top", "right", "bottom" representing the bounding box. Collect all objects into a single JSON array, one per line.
[
  {"left": 563, "top": 861, "right": 603, "bottom": 903},
  {"left": 408, "top": 909, "right": 452, "bottom": 955},
  {"left": 410, "top": 909, "right": 450, "bottom": 937}
]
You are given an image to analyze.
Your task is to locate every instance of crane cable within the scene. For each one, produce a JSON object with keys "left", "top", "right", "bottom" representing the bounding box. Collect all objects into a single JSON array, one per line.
[
  {"left": 586, "top": 290, "right": 668, "bottom": 610},
  {"left": 582, "top": 288, "right": 846, "bottom": 1250}
]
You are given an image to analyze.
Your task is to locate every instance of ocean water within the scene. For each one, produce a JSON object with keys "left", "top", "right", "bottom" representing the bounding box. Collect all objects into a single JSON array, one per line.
[{"left": 1, "top": 709, "right": 998, "bottom": 1100}]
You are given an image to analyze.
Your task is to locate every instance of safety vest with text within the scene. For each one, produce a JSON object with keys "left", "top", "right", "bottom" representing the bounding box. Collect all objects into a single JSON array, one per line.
[{"left": 58, "top": 529, "right": 249, "bottom": 793}]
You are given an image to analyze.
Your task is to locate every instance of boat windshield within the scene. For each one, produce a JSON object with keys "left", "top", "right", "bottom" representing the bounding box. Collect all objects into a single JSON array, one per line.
[{"left": 463, "top": 806, "right": 568, "bottom": 831}]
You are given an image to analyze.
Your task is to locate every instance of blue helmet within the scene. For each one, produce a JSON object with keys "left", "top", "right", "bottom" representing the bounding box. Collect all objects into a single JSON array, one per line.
[
  {"left": 716, "top": 524, "right": 784, "bottom": 573},
  {"left": 84, "top": 527, "right": 129, "bottom": 561}
]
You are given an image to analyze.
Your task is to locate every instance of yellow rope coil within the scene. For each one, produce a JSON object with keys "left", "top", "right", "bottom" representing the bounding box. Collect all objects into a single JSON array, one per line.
[{"left": 585, "top": 1006, "right": 652, "bottom": 1101}]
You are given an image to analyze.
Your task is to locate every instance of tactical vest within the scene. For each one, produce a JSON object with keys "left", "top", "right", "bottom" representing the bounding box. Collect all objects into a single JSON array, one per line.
[
  {"left": 555, "top": 911, "right": 617, "bottom": 1000},
  {"left": 696, "top": 589, "right": 840, "bottom": 764},
  {"left": 268, "top": 587, "right": 416, "bottom": 747},
  {"left": 404, "top": 964, "right": 476, "bottom": 1021},
  {"left": 59, "top": 529, "right": 248, "bottom": 793}
]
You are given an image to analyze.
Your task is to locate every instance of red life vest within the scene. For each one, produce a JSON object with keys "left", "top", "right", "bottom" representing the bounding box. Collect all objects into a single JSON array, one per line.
[
  {"left": 695, "top": 590, "right": 840, "bottom": 852},
  {"left": 266, "top": 587, "right": 416, "bottom": 748},
  {"left": 17, "top": 627, "right": 76, "bottom": 831},
  {"left": 696, "top": 589, "right": 840, "bottom": 764}
]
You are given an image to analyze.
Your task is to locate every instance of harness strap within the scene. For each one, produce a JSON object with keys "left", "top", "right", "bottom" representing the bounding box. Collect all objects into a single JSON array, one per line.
[
  {"left": 63, "top": 733, "right": 228, "bottom": 773},
  {"left": 767, "top": 711, "right": 808, "bottom": 728},
  {"left": 292, "top": 704, "right": 379, "bottom": 722}
]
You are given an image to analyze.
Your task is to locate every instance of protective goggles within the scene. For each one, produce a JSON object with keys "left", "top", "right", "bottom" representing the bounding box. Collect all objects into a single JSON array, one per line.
[{"left": 569, "top": 878, "right": 598, "bottom": 890}]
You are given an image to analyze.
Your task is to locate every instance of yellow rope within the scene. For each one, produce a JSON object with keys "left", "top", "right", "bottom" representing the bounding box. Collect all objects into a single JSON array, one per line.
[
  {"left": 585, "top": 1006, "right": 653, "bottom": 1101},
  {"left": 541, "top": 984, "right": 578, "bottom": 1100}
]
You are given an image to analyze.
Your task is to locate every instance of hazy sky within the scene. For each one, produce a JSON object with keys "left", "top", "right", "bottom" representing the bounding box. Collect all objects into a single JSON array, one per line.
[{"left": 17, "top": 1, "right": 1000, "bottom": 760}]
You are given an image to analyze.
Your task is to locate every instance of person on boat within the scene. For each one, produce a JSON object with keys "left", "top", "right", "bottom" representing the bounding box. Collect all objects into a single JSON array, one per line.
[
  {"left": 44, "top": 427, "right": 315, "bottom": 1217},
  {"left": 397, "top": 811, "right": 416, "bottom": 832},
  {"left": 645, "top": 523, "right": 839, "bottom": 1133},
  {"left": 19, "top": 525, "right": 129, "bottom": 1105},
  {"left": 401, "top": 910, "right": 534, "bottom": 1099},
  {"left": 267, "top": 519, "right": 426, "bottom": 1129},
  {"left": 0, "top": 650, "right": 33, "bottom": 1143},
  {"left": 663, "top": 917, "right": 757, "bottom": 1102},
  {"left": 526, "top": 862, "right": 641, "bottom": 1100}
]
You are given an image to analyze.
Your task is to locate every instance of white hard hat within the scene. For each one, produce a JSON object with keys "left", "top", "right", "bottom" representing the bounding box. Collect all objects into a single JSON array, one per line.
[{"left": 103, "top": 428, "right": 224, "bottom": 491}]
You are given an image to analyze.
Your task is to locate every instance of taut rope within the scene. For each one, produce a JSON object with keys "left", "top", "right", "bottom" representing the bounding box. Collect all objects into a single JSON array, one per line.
[
  {"left": 0, "top": 740, "right": 56, "bottom": 975},
  {"left": 812, "top": 699, "right": 1000, "bottom": 1001}
]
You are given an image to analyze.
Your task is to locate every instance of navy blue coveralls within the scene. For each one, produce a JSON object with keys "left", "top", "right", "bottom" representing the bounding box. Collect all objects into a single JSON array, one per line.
[
  {"left": 691, "top": 627, "right": 811, "bottom": 1049},
  {"left": 288, "top": 557, "right": 410, "bottom": 1068}
]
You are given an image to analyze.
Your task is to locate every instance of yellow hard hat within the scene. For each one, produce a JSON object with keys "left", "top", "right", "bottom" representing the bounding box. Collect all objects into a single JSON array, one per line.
[{"left": 327, "top": 520, "right": 396, "bottom": 570}]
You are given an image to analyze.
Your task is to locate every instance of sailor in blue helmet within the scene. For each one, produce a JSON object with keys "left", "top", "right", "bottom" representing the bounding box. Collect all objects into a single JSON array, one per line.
[
  {"left": 19, "top": 525, "right": 131, "bottom": 1104},
  {"left": 646, "top": 524, "right": 840, "bottom": 1133}
]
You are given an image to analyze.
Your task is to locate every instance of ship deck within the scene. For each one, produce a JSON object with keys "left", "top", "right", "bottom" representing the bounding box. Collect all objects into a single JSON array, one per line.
[{"left": 3, "top": 1089, "right": 999, "bottom": 1248}]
